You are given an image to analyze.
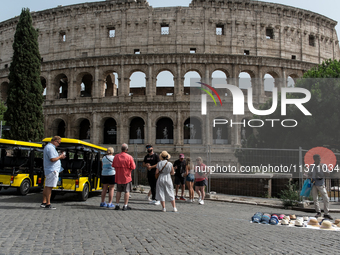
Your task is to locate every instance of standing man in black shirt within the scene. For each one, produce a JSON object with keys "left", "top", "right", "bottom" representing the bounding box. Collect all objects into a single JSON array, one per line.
[
  {"left": 173, "top": 154, "right": 186, "bottom": 200},
  {"left": 143, "top": 144, "right": 160, "bottom": 205}
]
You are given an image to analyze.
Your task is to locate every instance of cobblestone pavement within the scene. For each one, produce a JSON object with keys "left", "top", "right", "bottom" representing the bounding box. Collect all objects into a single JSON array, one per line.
[{"left": 0, "top": 188, "right": 340, "bottom": 255}]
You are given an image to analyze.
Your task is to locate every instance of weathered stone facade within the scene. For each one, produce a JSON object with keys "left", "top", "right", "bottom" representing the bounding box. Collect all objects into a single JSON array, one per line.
[{"left": 0, "top": 0, "right": 339, "bottom": 157}]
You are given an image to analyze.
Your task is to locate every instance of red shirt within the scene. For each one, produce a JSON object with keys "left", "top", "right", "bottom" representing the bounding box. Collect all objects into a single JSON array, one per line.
[
  {"left": 195, "top": 163, "right": 207, "bottom": 182},
  {"left": 112, "top": 152, "right": 136, "bottom": 184}
]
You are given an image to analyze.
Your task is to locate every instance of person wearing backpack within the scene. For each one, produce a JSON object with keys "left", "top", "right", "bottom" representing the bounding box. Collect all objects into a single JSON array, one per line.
[{"left": 100, "top": 147, "right": 115, "bottom": 208}]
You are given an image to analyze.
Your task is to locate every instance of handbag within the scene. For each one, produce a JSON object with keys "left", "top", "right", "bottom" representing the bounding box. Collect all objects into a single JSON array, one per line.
[
  {"left": 155, "top": 162, "right": 168, "bottom": 179},
  {"left": 300, "top": 179, "right": 313, "bottom": 197}
]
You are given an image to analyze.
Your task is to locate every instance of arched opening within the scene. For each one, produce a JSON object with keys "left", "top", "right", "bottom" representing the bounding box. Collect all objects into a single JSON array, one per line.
[
  {"left": 105, "top": 72, "right": 118, "bottom": 97},
  {"left": 184, "top": 71, "right": 201, "bottom": 95},
  {"left": 239, "top": 72, "right": 252, "bottom": 90},
  {"left": 79, "top": 119, "right": 91, "bottom": 141},
  {"left": 104, "top": 118, "right": 117, "bottom": 144},
  {"left": 57, "top": 120, "right": 66, "bottom": 138},
  {"left": 129, "top": 117, "right": 145, "bottom": 144},
  {"left": 156, "top": 117, "right": 173, "bottom": 144},
  {"left": 212, "top": 70, "right": 229, "bottom": 97},
  {"left": 156, "top": 71, "right": 174, "bottom": 96},
  {"left": 80, "top": 74, "right": 93, "bottom": 97},
  {"left": 54, "top": 74, "right": 68, "bottom": 99},
  {"left": 40, "top": 77, "right": 47, "bottom": 99},
  {"left": 184, "top": 117, "right": 202, "bottom": 144},
  {"left": 129, "top": 71, "right": 146, "bottom": 96},
  {"left": 287, "top": 75, "right": 296, "bottom": 88},
  {"left": 264, "top": 73, "right": 275, "bottom": 92},
  {"left": 0, "top": 82, "right": 9, "bottom": 103},
  {"left": 213, "top": 117, "right": 229, "bottom": 144}
]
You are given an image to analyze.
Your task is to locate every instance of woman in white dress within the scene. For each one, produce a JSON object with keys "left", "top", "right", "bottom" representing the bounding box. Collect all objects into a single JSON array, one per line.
[{"left": 155, "top": 151, "right": 177, "bottom": 212}]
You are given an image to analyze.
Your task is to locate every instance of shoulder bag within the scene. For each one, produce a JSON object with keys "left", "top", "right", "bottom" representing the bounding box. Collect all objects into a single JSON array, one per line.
[{"left": 155, "top": 161, "right": 168, "bottom": 179}]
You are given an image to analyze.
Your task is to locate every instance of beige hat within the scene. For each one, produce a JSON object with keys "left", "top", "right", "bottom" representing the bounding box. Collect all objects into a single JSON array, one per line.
[
  {"left": 283, "top": 215, "right": 290, "bottom": 221},
  {"left": 320, "top": 220, "right": 335, "bottom": 230},
  {"left": 303, "top": 216, "right": 309, "bottom": 221},
  {"left": 289, "top": 214, "right": 296, "bottom": 220},
  {"left": 307, "top": 219, "right": 319, "bottom": 227},
  {"left": 281, "top": 219, "right": 289, "bottom": 225},
  {"left": 335, "top": 219, "right": 340, "bottom": 225},
  {"left": 294, "top": 218, "right": 304, "bottom": 227},
  {"left": 317, "top": 217, "right": 324, "bottom": 222},
  {"left": 160, "top": 151, "right": 171, "bottom": 160}
]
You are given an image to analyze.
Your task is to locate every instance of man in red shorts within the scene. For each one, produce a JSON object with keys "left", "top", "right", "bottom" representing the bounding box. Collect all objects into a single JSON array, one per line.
[{"left": 112, "top": 143, "right": 136, "bottom": 211}]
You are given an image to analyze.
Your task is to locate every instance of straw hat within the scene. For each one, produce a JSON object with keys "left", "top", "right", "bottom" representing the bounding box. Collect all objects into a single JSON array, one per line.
[
  {"left": 294, "top": 218, "right": 304, "bottom": 227},
  {"left": 283, "top": 215, "right": 290, "bottom": 221},
  {"left": 337, "top": 222, "right": 340, "bottom": 228},
  {"left": 303, "top": 216, "right": 309, "bottom": 221},
  {"left": 335, "top": 219, "right": 340, "bottom": 225},
  {"left": 281, "top": 219, "right": 289, "bottom": 225},
  {"left": 307, "top": 218, "right": 319, "bottom": 227},
  {"left": 160, "top": 151, "right": 171, "bottom": 160},
  {"left": 320, "top": 220, "right": 335, "bottom": 230},
  {"left": 289, "top": 214, "right": 296, "bottom": 220}
]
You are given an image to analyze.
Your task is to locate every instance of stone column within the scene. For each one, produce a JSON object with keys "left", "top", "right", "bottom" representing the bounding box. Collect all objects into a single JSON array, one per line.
[
  {"left": 174, "top": 61, "right": 182, "bottom": 99},
  {"left": 147, "top": 111, "right": 152, "bottom": 145},
  {"left": 93, "top": 66, "right": 99, "bottom": 98},
  {"left": 46, "top": 71, "right": 54, "bottom": 100},
  {"left": 91, "top": 111, "right": 100, "bottom": 145},
  {"left": 146, "top": 64, "right": 154, "bottom": 101}
]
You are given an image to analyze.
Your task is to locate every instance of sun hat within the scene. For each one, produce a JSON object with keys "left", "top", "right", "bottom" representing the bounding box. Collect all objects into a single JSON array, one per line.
[
  {"left": 278, "top": 214, "right": 285, "bottom": 220},
  {"left": 260, "top": 213, "right": 271, "bottom": 224},
  {"left": 337, "top": 222, "right": 340, "bottom": 228},
  {"left": 307, "top": 218, "right": 319, "bottom": 227},
  {"left": 303, "top": 216, "right": 309, "bottom": 221},
  {"left": 270, "top": 215, "right": 279, "bottom": 225},
  {"left": 294, "top": 218, "right": 304, "bottom": 227},
  {"left": 281, "top": 218, "right": 289, "bottom": 225},
  {"left": 283, "top": 215, "right": 290, "bottom": 221},
  {"left": 320, "top": 220, "right": 335, "bottom": 230},
  {"left": 251, "top": 212, "right": 263, "bottom": 223},
  {"left": 335, "top": 219, "right": 340, "bottom": 225},
  {"left": 289, "top": 214, "right": 296, "bottom": 220},
  {"left": 160, "top": 151, "right": 171, "bottom": 160}
]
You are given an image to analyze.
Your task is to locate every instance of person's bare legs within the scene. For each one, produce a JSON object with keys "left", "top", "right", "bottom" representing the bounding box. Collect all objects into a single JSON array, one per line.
[
  {"left": 175, "top": 184, "right": 179, "bottom": 197},
  {"left": 116, "top": 191, "right": 121, "bottom": 204},
  {"left": 43, "top": 187, "right": 53, "bottom": 205},
  {"left": 161, "top": 201, "right": 166, "bottom": 209},
  {"left": 108, "top": 185, "right": 114, "bottom": 204},
  {"left": 101, "top": 184, "right": 109, "bottom": 203},
  {"left": 124, "top": 192, "right": 129, "bottom": 206},
  {"left": 200, "top": 186, "right": 205, "bottom": 201},
  {"left": 195, "top": 186, "right": 201, "bottom": 199},
  {"left": 181, "top": 184, "right": 185, "bottom": 197}
]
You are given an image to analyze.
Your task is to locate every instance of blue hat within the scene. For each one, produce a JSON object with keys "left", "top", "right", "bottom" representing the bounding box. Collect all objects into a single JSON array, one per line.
[
  {"left": 270, "top": 215, "right": 279, "bottom": 225},
  {"left": 252, "top": 212, "right": 263, "bottom": 223},
  {"left": 260, "top": 214, "right": 271, "bottom": 224}
]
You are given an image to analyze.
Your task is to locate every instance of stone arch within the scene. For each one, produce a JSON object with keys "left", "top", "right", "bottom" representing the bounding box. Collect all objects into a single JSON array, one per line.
[
  {"left": 238, "top": 71, "right": 253, "bottom": 89},
  {"left": 77, "top": 73, "right": 93, "bottom": 97},
  {"left": 0, "top": 81, "right": 9, "bottom": 103},
  {"left": 184, "top": 71, "right": 202, "bottom": 95},
  {"left": 129, "top": 117, "right": 145, "bottom": 144},
  {"left": 286, "top": 73, "right": 299, "bottom": 87},
  {"left": 76, "top": 118, "right": 91, "bottom": 141},
  {"left": 184, "top": 117, "right": 202, "bottom": 144},
  {"left": 129, "top": 71, "right": 146, "bottom": 96},
  {"left": 213, "top": 116, "right": 229, "bottom": 144},
  {"left": 103, "top": 117, "right": 117, "bottom": 144},
  {"left": 51, "top": 118, "right": 67, "bottom": 138},
  {"left": 54, "top": 74, "right": 68, "bottom": 99},
  {"left": 40, "top": 77, "right": 47, "bottom": 99},
  {"left": 156, "top": 70, "right": 175, "bottom": 96},
  {"left": 156, "top": 117, "right": 174, "bottom": 144},
  {"left": 102, "top": 69, "right": 119, "bottom": 97}
]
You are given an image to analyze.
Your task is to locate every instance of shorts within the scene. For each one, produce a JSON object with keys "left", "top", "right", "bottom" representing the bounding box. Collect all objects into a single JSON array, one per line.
[
  {"left": 175, "top": 175, "right": 185, "bottom": 185},
  {"left": 195, "top": 180, "right": 206, "bottom": 187},
  {"left": 116, "top": 182, "right": 132, "bottom": 193},
  {"left": 45, "top": 171, "right": 59, "bottom": 187},
  {"left": 186, "top": 174, "right": 195, "bottom": 182},
  {"left": 101, "top": 175, "right": 115, "bottom": 185}
]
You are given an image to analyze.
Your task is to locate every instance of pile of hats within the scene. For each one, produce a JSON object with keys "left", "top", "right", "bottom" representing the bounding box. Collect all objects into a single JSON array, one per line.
[{"left": 251, "top": 212, "right": 340, "bottom": 231}]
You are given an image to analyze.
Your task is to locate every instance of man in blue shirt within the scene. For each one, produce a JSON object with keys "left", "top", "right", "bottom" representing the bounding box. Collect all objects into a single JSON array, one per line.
[{"left": 41, "top": 136, "right": 66, "bottom": 209}]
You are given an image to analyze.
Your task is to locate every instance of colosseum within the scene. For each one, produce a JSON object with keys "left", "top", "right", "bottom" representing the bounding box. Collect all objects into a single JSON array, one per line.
[{"left": 0, "top": 0, "right": 339, "bottom": 161}]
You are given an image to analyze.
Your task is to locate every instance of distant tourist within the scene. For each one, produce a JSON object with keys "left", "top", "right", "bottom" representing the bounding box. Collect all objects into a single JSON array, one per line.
[
  {"left": 195, "top": 157, "right": 209, "bottom": 205},
  {"left": 100, "top": 147, "right": 115, "bottom": 208},
  {"left": 173, "top": 154, "right": 186, "bottom": 200},
  {"left": 41, "top": 136, "right": 66, "bottom": 210},
  {"left": 143, "top": 144, "right": 160, "bottom": 205},
  {"left": 184, "top": 157, "right": 195, "bottom": 202},
  {"left": 112, "top": 143, "right": 136, "bottom": 211},
  {"left": 156, "top": 151, "right": 177, "bottom": 212}
]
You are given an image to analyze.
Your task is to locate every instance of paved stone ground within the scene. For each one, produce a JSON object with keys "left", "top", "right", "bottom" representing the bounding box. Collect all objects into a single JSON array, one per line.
[{"left": 1, "top": 188, "right": 340, "bottom": 255}]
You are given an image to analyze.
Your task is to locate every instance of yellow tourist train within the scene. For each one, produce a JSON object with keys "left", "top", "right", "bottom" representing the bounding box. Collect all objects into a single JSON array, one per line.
[
  {"left": 0, "top": 139, "right": 44, "bottom": 195},
  {"left": 42, "top": 138, "right": 106, "bottom": 201}
]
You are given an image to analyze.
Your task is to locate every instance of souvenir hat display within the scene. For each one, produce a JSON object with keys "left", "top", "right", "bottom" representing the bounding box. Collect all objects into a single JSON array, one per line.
[{"left": 250, "top": 212, "right": 340, "bottom": 231}]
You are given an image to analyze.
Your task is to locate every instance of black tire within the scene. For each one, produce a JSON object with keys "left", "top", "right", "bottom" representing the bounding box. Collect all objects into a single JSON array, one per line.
[
  {"left": 18, "top": 179, "right": 30, "bottom": 195},
  {"left": 0, "top": 186, "right": 2, "bottom": 192},
  {"left": 78, "top": 183, "right": 89, "bottom": 201},
  {"left": 50, "top": 191, "right": 57, "bottom": 201}
]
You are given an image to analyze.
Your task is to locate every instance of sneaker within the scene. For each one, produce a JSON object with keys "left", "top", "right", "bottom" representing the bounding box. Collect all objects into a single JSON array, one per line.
[
  {"left": 315, "top": 212, "right": 322, "bottom": 217},
  {"left": 199, "top": 200, "right": 204, "bottom": 205},
  {"left": 40, "top": 203, "right": 46, "bottom": 208},
  {"left": 149, "top": 200, "right": 156, "bottom": 204},
  {"left": 198, "top": 197, "right": 202, "bottom": 203},
  {"left": 107, "top": 203, "right": 115, "bottom": 209},
  {"left": 154, "top": 201, "right": 161, "bottom": 205},
  {"left": 173, "top": 207, "right": 178, "bottom": 212},
  {"left": 180, "top": 196, "right": 186, "bottom": 201},
  {"left": 114, "top": 205, "right": 120, "bottom": 210},
  {"left": 100, "top": 202, "right": 107, "bottom": 207},
  {"left": 175, "top": 196, "right": 179, "bottom": 200},
  {"left": 162, "top": 208, "right": 166, "bottom": 212},
  {"left": 45, "top": 204, "right": 56, "bottom": 210},
  {"left": 324, "top": 214, "right": 333, "bottom": 220},
  {"left": 122, "top": 205, "right": 131, "bottom": 211}
]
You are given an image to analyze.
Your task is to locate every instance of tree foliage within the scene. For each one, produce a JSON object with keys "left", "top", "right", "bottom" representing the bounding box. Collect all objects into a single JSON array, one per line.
[
  {"left": 243, "top": 59, "right": 340, "bottom": 150},
  {"left": 4, "top": 8, "right": 44, "bottom": 142}
]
